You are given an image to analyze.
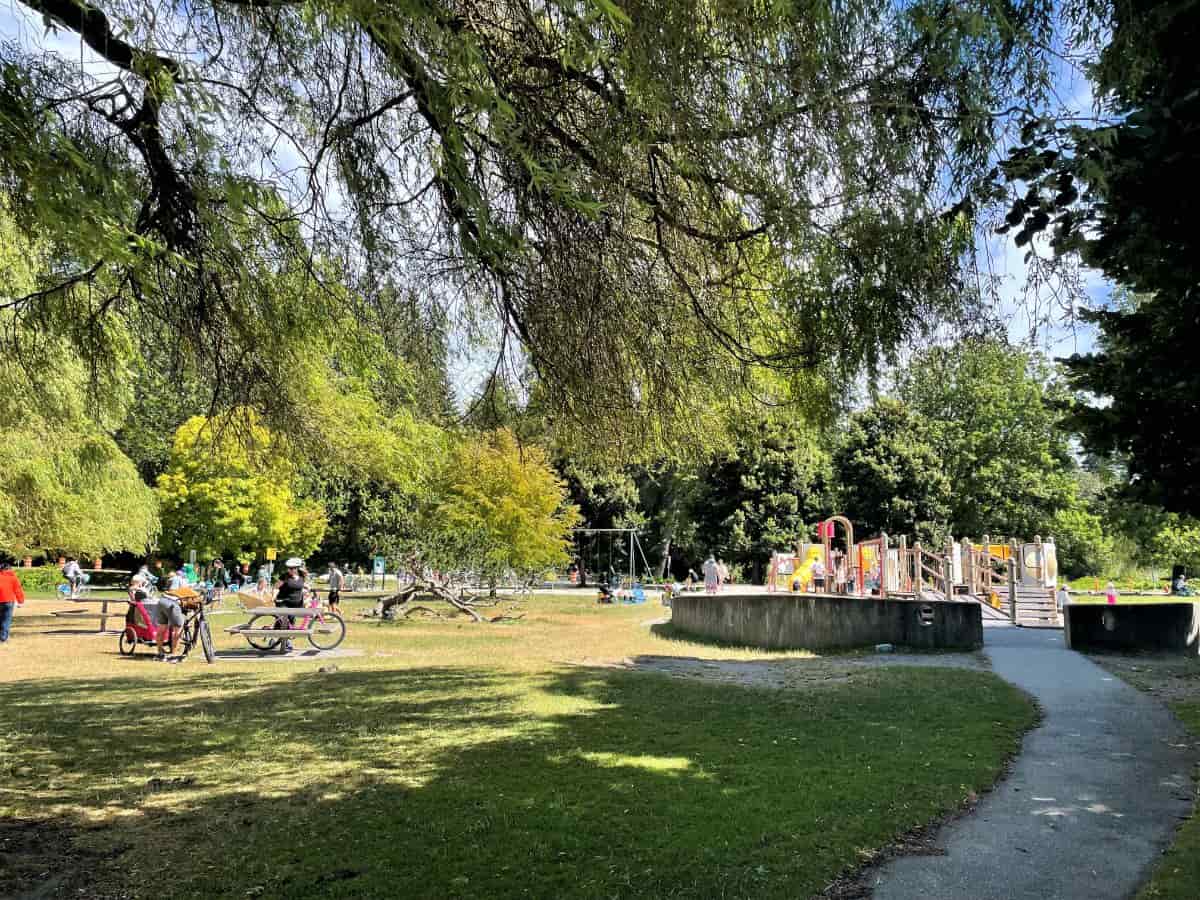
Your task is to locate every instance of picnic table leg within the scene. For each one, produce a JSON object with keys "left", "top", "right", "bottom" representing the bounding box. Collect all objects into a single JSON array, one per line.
[{"left": 99, "top": 597, "right": 109, "bottom": 633}]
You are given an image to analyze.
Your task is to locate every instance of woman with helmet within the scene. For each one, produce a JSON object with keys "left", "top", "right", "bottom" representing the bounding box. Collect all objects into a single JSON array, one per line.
[{"left": 273, "top": 557, "right": 307, "bottom": 653}]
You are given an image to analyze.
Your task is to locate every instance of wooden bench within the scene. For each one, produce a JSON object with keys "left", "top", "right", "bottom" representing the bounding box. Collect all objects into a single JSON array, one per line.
[
  {"left": 239, "top": 606, "right": 317, "bottom": 616},
  {"left": 226, "top": 609, "right": 338, "bottom": 638},
  {"left": 47, "top": 597, "right": 129, "bottom": 631}
]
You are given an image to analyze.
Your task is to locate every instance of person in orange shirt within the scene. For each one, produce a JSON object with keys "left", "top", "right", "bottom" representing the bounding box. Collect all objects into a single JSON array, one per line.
[{"left": 0, "top": 560, "right": 26, "bottom": 642}]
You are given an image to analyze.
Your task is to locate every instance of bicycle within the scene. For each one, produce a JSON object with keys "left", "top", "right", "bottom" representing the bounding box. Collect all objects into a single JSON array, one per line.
[
  {"left": 119, "top": 585, "right": 215, "bottom": 663},
  {"left": 177, "top": 588, "right": 217, "bottom": 663},
  {"left": 242, "top": 591, "right": 346, "bottom": 652},
  {"left": 56, "top": 576, "right": 92, "bottom": 600}
]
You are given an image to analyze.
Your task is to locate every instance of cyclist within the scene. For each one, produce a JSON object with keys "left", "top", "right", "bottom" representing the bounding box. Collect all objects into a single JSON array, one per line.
[
  {"left": 135, "top": 563, "right": 158, "bottom": 588},
  {"left": 273, "top": 557, "right": 307, "bottom": 653},
  {"left": 61, "top": 556, "right": 84, "bottom": 597}
]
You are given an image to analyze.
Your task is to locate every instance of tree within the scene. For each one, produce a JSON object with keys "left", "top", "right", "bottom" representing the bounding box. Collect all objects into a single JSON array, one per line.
[
  {"left": 832, "top": 400, "right": 950, "bottom": 544},
  {"left": 1, "top": 201, "right": 158, "bottom": 557},
  {"left": 888, "top": 337, "right": 1109, "bottom": 575},
  {"left": 2, "top": 0, "right": 1065, "bottom": 443},
  {"left": 155, "top": 414, "right": 326, "bottom": 561},
  {"left": 0, "top": 419, "right": 160, "bottom": 557},
  {"left": 419, "top": 429, "right": 579, "bottom": 584},
  {"left": 1151, "top": 517, "right": 1200, "bottom": 576},
  {"left": 897, "top": 338, "right": 1077, "bottom": 540},
  {"left": 691, "top": 417, "right": 832, "bottom": 579},
  {"left": 989, "top": 0, "right": 1200, "bottom": 515}
]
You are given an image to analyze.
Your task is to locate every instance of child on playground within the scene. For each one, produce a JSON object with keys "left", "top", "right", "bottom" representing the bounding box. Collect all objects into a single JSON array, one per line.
[
  {"left": 702, "top": 555, "right": 719, "bottom": 594},
  {"left": 1056, "top": 583, "right": 1070, "bottom": 613}
]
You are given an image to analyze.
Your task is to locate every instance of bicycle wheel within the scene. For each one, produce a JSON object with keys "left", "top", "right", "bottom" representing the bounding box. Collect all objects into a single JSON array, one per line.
[
  {"left": 118, "top": 629, "right": 137, "bottom": 656},
  {"left": 177, "top": 617, "right": 197, "bottom": 657},
  {"left": 199, "top": 618, "right": 216, "bottom": 663},
  {"left": 307, "top": 611, "right": 345, "bottom": 651},
  {"left": 246, "top": 614, "right": 280, "bottom": 651}
]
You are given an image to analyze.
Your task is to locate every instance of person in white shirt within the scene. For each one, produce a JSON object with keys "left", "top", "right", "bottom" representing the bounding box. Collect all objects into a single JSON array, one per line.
[
  {"left": 61, "top": 557, "right": 83, "bottom": 597},
  {"left": 811, "top": 558, "right": 826, "bottom": 593},
  {"left": 167, "top": 567, "right": 188, "bottom": 592}
]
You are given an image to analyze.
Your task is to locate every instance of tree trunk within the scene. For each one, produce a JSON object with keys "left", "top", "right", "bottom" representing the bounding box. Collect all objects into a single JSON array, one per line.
[{"left": 373, "top": 578, "right": 486, "bottom": 623}]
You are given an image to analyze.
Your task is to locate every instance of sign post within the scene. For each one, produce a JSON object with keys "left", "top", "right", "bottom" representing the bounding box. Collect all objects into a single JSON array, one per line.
[{"left": 372, "top": 555, "right": 386, "bottom": 590}]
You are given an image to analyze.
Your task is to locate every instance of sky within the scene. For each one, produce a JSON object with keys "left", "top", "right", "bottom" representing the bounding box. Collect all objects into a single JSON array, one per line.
[{"left": 1, "top": 0, "right": 1115, "bottom": 394}]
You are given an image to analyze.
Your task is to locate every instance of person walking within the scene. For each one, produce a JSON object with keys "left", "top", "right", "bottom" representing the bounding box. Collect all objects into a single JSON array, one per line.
[
  {"left": 1106, "top": 580, "right": 1119, "bottom": 605},
  {"left": 715, "top": 559, "right": 729, "bottom": 592},
  {"left": 0, "top": 561, "right": 26, "bottom": 642},
  {"left": 1056, "top": 583, "right": 1070, "bottom": 617},
  {"left": 327, "top": 562, "right": 344, "bottom": 612},
  {"left": 210, "top": 559, "right": 230, "bottom": 603},
  {"left": 702, "top": 554, "right": 719, "bottom": 595}
]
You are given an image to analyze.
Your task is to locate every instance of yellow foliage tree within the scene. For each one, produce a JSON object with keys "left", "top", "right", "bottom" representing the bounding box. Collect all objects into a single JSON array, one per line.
[
  {"left": 426, "top": 430, "right": 579, "bottom": 582},
  {"left": 155, "top": 413, "right": 325, "bottom": 561}
]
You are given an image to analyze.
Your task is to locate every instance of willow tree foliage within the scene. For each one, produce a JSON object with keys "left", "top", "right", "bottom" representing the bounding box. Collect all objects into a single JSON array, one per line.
[
  {"left": 1, "top": 0, "right": 1063, "bottom": 449},
  {"left": 0, "top": 202, "right": 159, "bottom": 556}
]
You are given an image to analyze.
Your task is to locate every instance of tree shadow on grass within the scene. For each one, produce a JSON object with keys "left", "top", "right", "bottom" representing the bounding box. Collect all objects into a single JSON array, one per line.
[
  {"left": 0, "top": 664, "right": 1033, "bottom": 899},
  {"left": 648, "top": 620, "right": 821, "bottom": 654}
]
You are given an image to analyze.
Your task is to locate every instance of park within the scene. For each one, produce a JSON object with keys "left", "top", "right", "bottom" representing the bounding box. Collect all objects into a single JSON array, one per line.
[{"left": 3, "top": 0, "right": 1200, "bottom": 898}]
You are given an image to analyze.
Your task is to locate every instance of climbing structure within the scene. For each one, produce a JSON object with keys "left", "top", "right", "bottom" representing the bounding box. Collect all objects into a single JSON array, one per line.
[{"left": 765, "top": 518, "right": 1061, "bottom": 626}]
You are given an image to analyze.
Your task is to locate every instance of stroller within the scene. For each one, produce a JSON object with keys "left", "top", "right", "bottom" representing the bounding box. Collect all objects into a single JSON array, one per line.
[
  {"left": 119, "top": 586, "right": 204, "bottom": 657},
  {"left": 119, "top": 592, "right": 169, "bottom": 654}
]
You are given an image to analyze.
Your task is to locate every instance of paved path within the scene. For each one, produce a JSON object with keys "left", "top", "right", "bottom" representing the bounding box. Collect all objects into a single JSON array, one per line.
[{"left": 871, "top": 623, "right": 1198, "bottom": 900}]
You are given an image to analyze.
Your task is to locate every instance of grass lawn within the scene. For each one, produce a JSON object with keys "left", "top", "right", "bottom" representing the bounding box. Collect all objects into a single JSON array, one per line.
[
  {"left": 1087, "top": 654, "right": 1200, "bottom": 900},
  {"left": 1, "top": 592, "right": 1035, "bottom": 899}
]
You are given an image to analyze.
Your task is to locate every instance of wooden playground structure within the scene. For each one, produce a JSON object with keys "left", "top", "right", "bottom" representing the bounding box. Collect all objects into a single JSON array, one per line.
[{"left": 766, "top": 516, "right": 1060, "bottom": 626}]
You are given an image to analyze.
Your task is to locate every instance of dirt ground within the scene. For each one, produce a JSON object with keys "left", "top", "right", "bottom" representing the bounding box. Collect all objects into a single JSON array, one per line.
[
  {"left": 1088, "top": 651, "right": 1200, "bottom": 704},
  {"left": 613, "top": 649, "right": 988, "bottom": 690}
]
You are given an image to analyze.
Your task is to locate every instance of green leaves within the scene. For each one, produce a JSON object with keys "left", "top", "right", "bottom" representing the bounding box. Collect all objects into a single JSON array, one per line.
[
  {"left": 155, "top": 413, "right": 327, "bottom": 560},
  {"left": 419, "top": 429, "right": 580, "bottom": 579}
]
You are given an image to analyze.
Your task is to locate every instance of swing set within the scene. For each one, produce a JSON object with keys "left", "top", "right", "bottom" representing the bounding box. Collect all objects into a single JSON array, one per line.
[{"left": 572, "top": 528, "right": 654, "bottom": 587}]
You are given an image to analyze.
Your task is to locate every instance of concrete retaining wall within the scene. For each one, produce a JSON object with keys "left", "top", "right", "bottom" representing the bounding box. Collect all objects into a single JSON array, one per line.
[
  {"left": 1064, "top": 603, "right": 1200, "bottom": 654},
  {"left": 671, "top": 593, "right": 983, "bottom": 651}
]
